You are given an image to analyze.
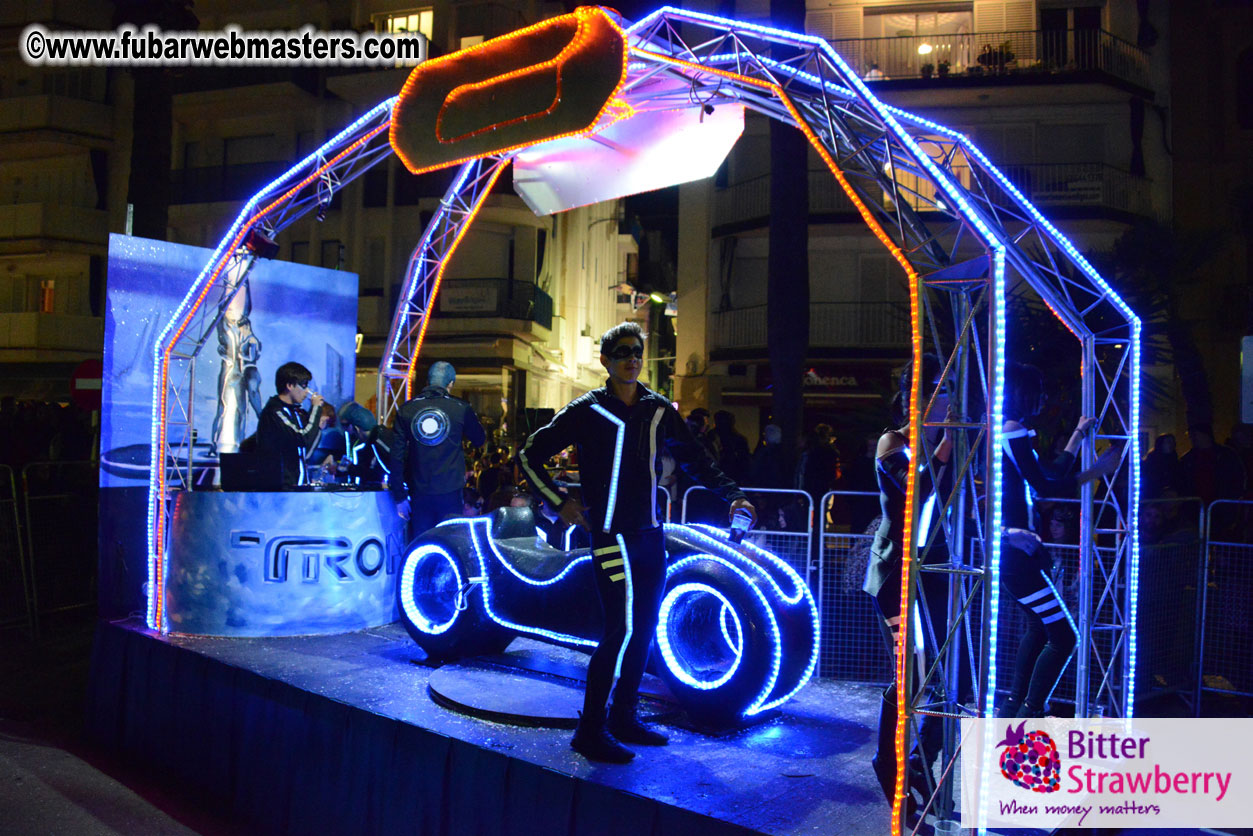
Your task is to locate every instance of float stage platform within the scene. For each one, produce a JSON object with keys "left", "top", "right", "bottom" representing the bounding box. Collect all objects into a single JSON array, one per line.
[{"left": 87, "top": 619, "right": 900, "bottom": 836}]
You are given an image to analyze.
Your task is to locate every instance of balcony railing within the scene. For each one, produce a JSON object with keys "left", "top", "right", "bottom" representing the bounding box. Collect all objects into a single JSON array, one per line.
[
  {"left": 0, "top": 95, "right": 114, "bottom": 141},
  {"left": 993, "top": 163, "right": 1153, "bottom": 217},
  {"left": 0, "top": 313, "right": 103, "bottom": 353},
  {"left": 715, "top": 162, "right": 1152, "bottom": 228},
  {"left": 433, "top": 278, "right": 553, "bottom": 330},
  {"left": 0, "top": 69, "right": 108, "bottom": 103},
  {"left": 0, "top": 203, "right": 108, "bottom": 245},
  {"left": 831, "top": 28, "right": 1151, "bottom": 91},
  {"left": 711, "top": 302, "right": 908, "bottom": 351},
  {"left": 713, "top": 170, "right": 859, "bottom": 228}
]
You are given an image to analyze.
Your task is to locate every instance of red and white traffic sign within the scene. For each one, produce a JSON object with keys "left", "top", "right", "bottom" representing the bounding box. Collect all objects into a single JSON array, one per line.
[{"left": 71, "top": 358, "right": 103, "bottom": 411}]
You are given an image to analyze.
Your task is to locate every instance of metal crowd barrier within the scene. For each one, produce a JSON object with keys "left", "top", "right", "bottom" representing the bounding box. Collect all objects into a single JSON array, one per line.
[
  {"left": 817, "top": 490, "right": 889, "bottom": 682},
  {"left": 987, "top": 495, "right": 1204, "bottom": 714},
  {"left": 0, "top": 464, "right": 33, "bottom": 633},
  {"left": 22, "top": 461, "right": 98, "bottom": 634},
  {"left": 1136, "top": 496, "right": 1205, "bottom": 711},
  {"left": 4, "top": 454, "right": 1243, "bottom": 715},
  {"left": 1197, "top": 499, "right": 1253, "bottom": 712}
]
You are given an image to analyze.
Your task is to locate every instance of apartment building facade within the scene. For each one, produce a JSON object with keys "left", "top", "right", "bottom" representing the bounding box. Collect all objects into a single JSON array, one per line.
[
  {"left": 5, "top": 0, "right": 1188, "bottom": 452},
  {"left": 0, "top": 1, "right": 121, "bottom": 398},
  {"left": 674, "top": 0, "right": 1172, "bottom": 453}
]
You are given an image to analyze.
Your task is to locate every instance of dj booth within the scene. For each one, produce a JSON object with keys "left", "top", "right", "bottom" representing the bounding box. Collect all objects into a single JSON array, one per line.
[{"left": 164, "top": 486, "right": 403, "bottom": 637}]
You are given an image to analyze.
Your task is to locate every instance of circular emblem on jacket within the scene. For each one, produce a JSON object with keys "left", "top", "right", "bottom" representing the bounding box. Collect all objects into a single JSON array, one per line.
[{"left": 413, "top": 407, "right": 450, "bottom": 446}]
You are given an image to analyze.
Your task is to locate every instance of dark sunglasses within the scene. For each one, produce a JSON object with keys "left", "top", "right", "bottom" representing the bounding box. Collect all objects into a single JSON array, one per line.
[{"left": 607, "top": 344, "right": 644, "bottom": 360}]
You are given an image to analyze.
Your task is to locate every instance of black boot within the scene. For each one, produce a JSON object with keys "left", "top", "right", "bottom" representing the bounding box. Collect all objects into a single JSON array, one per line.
[
  {"left": 1015, "top": 700, "right": 1045, "bottom": 719},
  {"left": 571, "top": 717, "right": 634, "bottom": 763},
  {"left": 608, "top": 701, "right": 669, "bottom": 746}
]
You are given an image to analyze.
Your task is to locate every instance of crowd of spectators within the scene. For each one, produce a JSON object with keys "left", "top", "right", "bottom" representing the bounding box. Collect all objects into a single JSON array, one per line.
[
  {"left": 430, "top": 404, "right": 1253, "bottom": 547},
  {"left": 460, "top": 443, "right": 533, "bottom": 516},
  {"left": 0, "top": 397, "right": 96, "bottom": 472}
]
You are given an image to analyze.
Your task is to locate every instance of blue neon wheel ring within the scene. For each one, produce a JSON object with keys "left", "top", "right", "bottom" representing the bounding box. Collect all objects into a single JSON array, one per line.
[
  {"left": 719, "top": 601, "right": 743, "bottom": 656},
  {"left": 657, "top": 582, "right": 744, "bottom": 690},
  {"left": 399, "top": 544, "right": 462, "bottom": 635}
]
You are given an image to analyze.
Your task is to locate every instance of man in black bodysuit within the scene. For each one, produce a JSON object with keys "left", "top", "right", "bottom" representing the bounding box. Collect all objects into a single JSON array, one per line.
[
  {"left": 519, "top": 322, "right": 756, "bottom": 763},
  {"left": 256, "top": 361, "right": 323, "bottom": 487},
  {"left": 390, "top": 362, "right": 486, "bottom": 538}
]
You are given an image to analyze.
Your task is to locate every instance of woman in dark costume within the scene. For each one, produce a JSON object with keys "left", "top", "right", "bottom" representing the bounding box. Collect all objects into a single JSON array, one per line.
[
  {"left": 864, "top": 354, "right": 954, "bottom": 817},
  {"left": 998, "top": 362, "right": 1120, "bottom": 718}
]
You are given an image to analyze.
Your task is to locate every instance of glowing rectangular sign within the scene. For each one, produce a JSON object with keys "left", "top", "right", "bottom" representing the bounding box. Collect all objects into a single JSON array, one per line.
[{"left": 512, "top": 103, "right": 744, "bottom": 215}]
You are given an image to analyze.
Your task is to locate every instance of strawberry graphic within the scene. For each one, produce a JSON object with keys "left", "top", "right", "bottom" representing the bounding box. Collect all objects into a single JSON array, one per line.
[{"left": 996, "top": 721, "right": 1061, "bottom": 793}]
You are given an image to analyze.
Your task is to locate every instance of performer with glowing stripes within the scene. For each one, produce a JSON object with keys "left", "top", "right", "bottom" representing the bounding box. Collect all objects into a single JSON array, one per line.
[
  {"left": 519, "top": 322, "right": 756, "bottom": 763},
  {"left": 998, "top": 362, "right": 1120, "bottom": 719}
]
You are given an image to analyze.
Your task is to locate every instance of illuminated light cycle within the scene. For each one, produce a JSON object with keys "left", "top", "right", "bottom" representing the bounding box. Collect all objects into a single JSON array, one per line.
[{"left": 395, "top": 507, "right": 819, "bottom": 725}]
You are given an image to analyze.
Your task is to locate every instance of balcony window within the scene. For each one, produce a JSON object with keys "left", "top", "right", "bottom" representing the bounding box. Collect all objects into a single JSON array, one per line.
[
  {"left": 321, "top": 240, "right": 344, "bottom": 271},
  {"left": 40, "top": 280, "right": 56, "bottom": 314},
  {"left": 862, "top": 7, "right": 972, "bottom": 78},
  {"left": 1040, "top": 5, "right": 1102, "bottom": 68},
  {"left": 375, "top": 8, "right": 432, "bottom": 65},
  {"left": 864, "top": 10, "right": 973, "bottom": 39},
  {"left": 377, "top": 8, "right": 433, "bottom": 40},
  {"left": 883, "top": 134, "right": 973, "bottom": 213}
]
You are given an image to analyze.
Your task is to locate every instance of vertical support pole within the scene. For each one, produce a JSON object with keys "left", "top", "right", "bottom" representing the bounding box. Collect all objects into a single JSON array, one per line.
[
  {"left": 188, "top": 356, "right": 196, "bottom": 489},
  {"left": 377, "top": 156, "right": 511, "bottom": 426},
  {"left": 936, "top": 289, "right": 972, "bottom": 823},
  {"left": 977, "top": 248, "right": 1007, "bottom": 834},
  {"left": 1123, "top": 324, "right": 1143, "bottom": 718},
  {"left": 1076, "top": 334, "right": 1096, "bottom": 716}
]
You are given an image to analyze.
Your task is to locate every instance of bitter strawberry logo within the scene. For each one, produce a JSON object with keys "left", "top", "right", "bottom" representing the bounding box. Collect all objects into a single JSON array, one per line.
[{"left": 997, "top": 721, "right": 1061, "bottom": 793}]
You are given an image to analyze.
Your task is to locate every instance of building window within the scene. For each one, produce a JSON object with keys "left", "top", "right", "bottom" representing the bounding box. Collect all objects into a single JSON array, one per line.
[
  {"left": 860, "top": 7, "right": 973, "bottom": 78},
  {"left": 321, "top": 240, "right": 344, "bottom": 270},
  {"left": 883, "top": 134, "right": 973, "bottom": 212},
  {"left": 40, "top": 279, "right": 56, "bottom": 313},
  {"left": 376, "top": 8, "right": 433, "bottom": 40},
  {"left": 1039, "top": 5, "right": 1102, "bottom": 68}
]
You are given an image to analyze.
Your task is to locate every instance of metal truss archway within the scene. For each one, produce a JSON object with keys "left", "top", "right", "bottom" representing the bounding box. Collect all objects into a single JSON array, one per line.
[{"left": 148, "top": 8, "right": 1140, "bottom": 833}]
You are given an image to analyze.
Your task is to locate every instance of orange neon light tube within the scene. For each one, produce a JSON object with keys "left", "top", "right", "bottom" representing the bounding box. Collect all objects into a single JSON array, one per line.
[{"left": 629, "top": 47, "right": 925, "bottom": 833}]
